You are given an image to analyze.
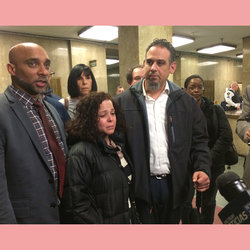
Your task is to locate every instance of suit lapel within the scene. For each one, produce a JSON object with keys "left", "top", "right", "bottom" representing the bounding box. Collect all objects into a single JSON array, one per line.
[{"left": 5, "top": 87, "right": 52, "bottom": 169}]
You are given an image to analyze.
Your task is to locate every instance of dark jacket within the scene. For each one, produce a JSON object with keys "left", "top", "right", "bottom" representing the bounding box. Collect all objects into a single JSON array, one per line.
[
  {"left": 115, "top": 79, "right": 211, "bottom": 209},
  {"left": 61, "top": 138, "right": 132, "bottom": 224},
  {"left": 0, "top": 86, "right": 68, "bottom": 224},
  {"left": 44, "top": 95, "right": 70, "bottom": 125},
  {"left": 201, "top": 97, "right": 233, "bottom": 167}
]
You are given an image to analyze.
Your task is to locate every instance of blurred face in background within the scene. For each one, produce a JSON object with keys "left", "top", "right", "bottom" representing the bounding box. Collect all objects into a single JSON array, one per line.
[
  {"left": 131, "top": 67, "right": 144, "bottom": 85},
  {"left": 77, "top": 71, "right": 92, "bottom": 97},
  {"left": 185, "top": 77, "right": 204, "bottom": 105},
  {"left": 116, "top": 87, "right": 124, "bottom": 95},
  {"left": 231, "top": 82, "right": 239, "bottom": 92}
]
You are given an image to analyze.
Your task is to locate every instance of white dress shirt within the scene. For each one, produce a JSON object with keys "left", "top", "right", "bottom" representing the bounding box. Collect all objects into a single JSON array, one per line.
[{"left": 143, "top": 81, "right": 170, "bottom": 175}]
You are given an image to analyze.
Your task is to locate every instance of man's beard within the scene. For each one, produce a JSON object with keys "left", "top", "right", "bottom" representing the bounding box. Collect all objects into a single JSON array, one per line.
[
  {"left": 145, "top": 79, "right": 162, "bottom": 91},
  {"left": 13, "top": 77, "right": 48, "bottom": 96}
]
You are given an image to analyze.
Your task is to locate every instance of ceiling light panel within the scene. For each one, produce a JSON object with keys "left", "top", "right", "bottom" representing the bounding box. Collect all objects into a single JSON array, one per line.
[
  {"left": 106, "top": 59, "right": 119, "bottom": 65},
  {"left": 172, "top": 35, "right": 194, "bottom": 48},
  {"left": 198, "top": 61, "right": 218, "bottom": 66},
  {"left": 79, "top": 26, "right": 118, "bottom": 41},
  {"left": 197, "top": 44, "right": 236, "bottom": 54}
]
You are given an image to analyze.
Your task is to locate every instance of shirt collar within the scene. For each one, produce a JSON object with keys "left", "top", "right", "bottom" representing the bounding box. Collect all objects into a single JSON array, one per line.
[{"left": 10, "top": 85, "right": 37, "bottom": 106}]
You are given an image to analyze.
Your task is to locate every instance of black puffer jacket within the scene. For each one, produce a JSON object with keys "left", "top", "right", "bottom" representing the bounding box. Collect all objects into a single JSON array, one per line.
[
  {"left": 201, "top": 97, "right": 233, "bottom": 167},
  {"left": 60, "top": 138, "right": 131, "bottom": 224}
]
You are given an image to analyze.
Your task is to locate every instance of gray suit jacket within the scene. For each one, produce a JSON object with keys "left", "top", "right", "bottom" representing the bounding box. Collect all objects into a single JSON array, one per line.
[
  {"left": 0, "top": 86, "right": 68, "bottom": 223},
  {"left": 236, "top": 85, "right": 250, "bottom": 187}
]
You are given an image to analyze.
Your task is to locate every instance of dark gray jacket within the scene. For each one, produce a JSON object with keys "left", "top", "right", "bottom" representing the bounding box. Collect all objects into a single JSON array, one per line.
[
  {"left": 0, "top": 86, "right": 67, "bottom": 224},
  {"left": 116, "top": 79, "right": 211, "bottom": 208}
]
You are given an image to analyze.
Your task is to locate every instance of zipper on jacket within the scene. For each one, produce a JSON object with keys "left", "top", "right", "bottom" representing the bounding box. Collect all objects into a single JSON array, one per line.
[{"left": 169, "top": 115, "right": 175, "bottom": 143}]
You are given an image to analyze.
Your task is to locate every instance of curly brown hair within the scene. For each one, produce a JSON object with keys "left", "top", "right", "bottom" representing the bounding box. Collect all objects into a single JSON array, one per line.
[{"left": 66, "top": 92, "right": 126, "bottom": 145}]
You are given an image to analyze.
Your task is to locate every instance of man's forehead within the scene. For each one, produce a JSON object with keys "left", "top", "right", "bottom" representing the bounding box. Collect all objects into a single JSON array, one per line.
[
  {"left": 12, "top": 45, "right": 49, "bottom": 61},
  {"left": 190, "top": 78, "right": 202, "bottom": 83},
  {"left": 146, "top": 47, "right": 169, "bottom": 59},
  {"left": 133, "top": 67, "right": 143, "bottom": 74}
]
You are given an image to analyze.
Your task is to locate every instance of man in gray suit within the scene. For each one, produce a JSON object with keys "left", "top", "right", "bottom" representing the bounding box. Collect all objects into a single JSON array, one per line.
[
  {"left": 0, "top": 42, "right": 67, "bottom": 223},
  {"left": 236, "top": 85, "right": 250, "bottom": 188}
]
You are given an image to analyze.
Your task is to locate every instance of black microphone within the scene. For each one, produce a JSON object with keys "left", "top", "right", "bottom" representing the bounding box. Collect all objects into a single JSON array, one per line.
[{"left": 217, "top": 171, "right": 250, "bottom": 224}]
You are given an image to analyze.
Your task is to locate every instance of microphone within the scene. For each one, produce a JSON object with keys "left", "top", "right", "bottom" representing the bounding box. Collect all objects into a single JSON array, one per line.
[{"left": 217, "top": 171, "right": 250, "bottom": 224}]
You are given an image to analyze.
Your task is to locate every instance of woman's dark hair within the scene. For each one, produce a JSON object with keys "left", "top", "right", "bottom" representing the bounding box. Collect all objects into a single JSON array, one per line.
[
  {"left": 184, "top": 74, "right": 204, "bottom": 88},
  {"left": 67, "top": 64, "right": 97, "bottom": 98},
  {"left": 66, "top": 92, "right": 126, "bottom": 145}
]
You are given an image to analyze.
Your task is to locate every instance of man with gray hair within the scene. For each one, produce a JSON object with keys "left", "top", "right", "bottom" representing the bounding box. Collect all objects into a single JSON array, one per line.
[
  {"left": 224, "top": 82, "right": 242, "bottom": 110},
  {"left": 116, "top": 38, "right": 211, "bottom": 224}
]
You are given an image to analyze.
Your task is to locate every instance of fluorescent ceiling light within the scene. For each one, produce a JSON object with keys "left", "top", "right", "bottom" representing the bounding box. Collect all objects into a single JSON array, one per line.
[
  {"left": 108, "top": 73, "right": 120, "bottom": 77},
  {"left": 236, "top": 53, "right": 243, "bottom": 58},
  {"left": 106, "top": 59, "right": 119, "bottom": 65},
  {"left": 197, "top": 44, "right": 236, "bottom": 54},
  {"left": 172, "top": 35, "right": 194, "bottom": 48},
  {"left": 198, "top": 61, "right": 218, "bottom": 66},
  {"left": 79, "top": 26, "right": 118, "bottom": 41}
]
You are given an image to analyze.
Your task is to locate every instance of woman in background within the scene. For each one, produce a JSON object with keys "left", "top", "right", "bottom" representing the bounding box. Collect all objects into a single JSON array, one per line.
[
  {"left": 59, "top": 64, "right": 97, "bottom": 118},
  {"left": 61, "top": 92, "right": 137, "bottom": 224},
  {"left": 184, "top": 74, "right": 233, "bottom": 224}
]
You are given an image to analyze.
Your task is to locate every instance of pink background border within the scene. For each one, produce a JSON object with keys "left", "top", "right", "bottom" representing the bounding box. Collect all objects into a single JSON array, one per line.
[
  {"left": 0, "top": 225, "right": 249, "bottom": 249},
  {"left": 1, "top": 0, "right": 250, "bottom": 25},
  {"left": 1, "top": 0, "right": 250, "bottom": 249}
]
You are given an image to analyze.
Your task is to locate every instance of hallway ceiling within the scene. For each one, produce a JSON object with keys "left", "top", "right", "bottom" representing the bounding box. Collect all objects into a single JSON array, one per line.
[{"left": 0, "top": 26, "right": 249, "bottom": 59}]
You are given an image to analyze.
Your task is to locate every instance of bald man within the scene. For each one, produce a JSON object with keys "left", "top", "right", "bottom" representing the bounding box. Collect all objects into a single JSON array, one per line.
[
  {"left": 224, "top": 82, "right": 242, "bottom": 110},
  {"left": 0, "top": 43, "right": 67, "bottom": 223}
]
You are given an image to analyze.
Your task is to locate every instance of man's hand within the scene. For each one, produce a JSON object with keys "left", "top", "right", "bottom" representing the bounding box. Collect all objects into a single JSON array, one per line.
[{"left": 192, "top": 171, "right": 210, "bottom": 192}]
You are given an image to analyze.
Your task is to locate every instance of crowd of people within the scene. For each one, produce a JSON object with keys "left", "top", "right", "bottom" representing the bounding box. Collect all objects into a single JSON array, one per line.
[{"left": 0, "top": 39, "right": 249, "bottom": 224}]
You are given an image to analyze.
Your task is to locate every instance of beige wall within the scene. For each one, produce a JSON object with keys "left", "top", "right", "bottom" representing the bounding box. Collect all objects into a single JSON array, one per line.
[
  {"left": 174, "top": 52, "right": 242, "bottom": 103},
  {"left": 107, "top": 65, "right": 120, "bottom": 96},
  {"left": 118, "top": 26, "right": 140, "bottom": 88},
  {"left": 243, "top": 36, "right": 250, "bottom": 91},
  {"left": 0, "top": 33, "right": 108, "bottom": 97},
  {"left": 70, "top": 40, "right": 108, "bottom": 93},
  {"left": 137, "top": 26, "right": 172, "bottom": 64},
  {"left": 118, "top": 26, "right": 173, "bottom": 89}
]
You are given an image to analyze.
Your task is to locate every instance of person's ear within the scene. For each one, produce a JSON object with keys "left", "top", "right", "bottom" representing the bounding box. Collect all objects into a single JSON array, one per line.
[
  {"left": 7, "top": 63, "right": 16, "bottom": 76},
  {"left": 169, "top": 61, "right": 177, "bottom": 74}
]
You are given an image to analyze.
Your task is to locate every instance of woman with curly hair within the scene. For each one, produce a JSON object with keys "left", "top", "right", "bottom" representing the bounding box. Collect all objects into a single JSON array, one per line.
[{"left": 60, "top": 92, "right": 137, "bottom": 224}]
